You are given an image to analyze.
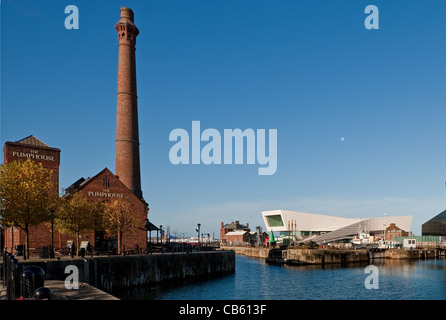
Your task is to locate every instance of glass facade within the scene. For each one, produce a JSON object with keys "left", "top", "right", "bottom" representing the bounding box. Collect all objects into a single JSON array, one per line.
[{"left": 266, "top": 215, "right": 284, "bottom": 227}]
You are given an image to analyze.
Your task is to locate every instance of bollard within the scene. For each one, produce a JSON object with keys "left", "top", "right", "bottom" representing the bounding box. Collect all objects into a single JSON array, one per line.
[
  {"left": 5, "top": 253, "right": 11, "bottom": 298},
  {"left": 1, "top": 251, "right": 6, "bottom": 288},
  {"left": 22, "top": 266, "right": 45, "bottom": 299},
  {"left": 3, "top": 252, "right": 9, "bottom": 289},
  {"left": 21, "top": 269, "right": 35, "bottom": 298},
  {"left": 34, "top": 287, "right": 52, "bottom": 300},
  {"left": 14, "top": 263, "right": 24, "bottom": 299},
  {"left": 8, "top": 257, "right": 18, "bottom": 300}
]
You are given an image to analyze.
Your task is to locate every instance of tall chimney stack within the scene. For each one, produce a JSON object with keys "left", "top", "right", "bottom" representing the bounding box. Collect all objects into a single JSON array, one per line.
[{"left": 115, "top": 7, "right": 142, "bottom": 199}]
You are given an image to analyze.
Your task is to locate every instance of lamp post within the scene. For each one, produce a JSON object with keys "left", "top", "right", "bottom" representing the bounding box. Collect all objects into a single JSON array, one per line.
[
  {"left": 256, "top": 226, "right": 261, "bottom": 247},
  {"left": 196, "top": 223, "right": 201, "bottom": 249},
  {"left": 160, "top": 224, "right": 164, "bottom": 253},
  {"left": 50, "top": 209, "right": 55, "bottom": 259},
  {"left": 144, "top": 218, "right": 150, "bottom": 254}
]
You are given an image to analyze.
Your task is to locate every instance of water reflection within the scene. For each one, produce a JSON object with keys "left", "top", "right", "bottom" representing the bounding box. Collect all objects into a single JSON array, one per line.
[{"left": 113, "top": 255, "right": 446, "bottom": 300}]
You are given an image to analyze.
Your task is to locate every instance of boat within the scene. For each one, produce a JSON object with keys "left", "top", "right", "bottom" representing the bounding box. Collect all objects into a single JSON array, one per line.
[
  {"left": 351, "top": 232, "right": 371, "bottom": 246},
  {"left": 351, "top": 219, "right": 372, "bottom": 246}
]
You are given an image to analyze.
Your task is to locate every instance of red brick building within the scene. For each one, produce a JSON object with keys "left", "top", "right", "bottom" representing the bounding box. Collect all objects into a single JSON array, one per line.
[
  {"left": 385, "top": 223, "right": 409, "bottom": 242},
  {"left": 1, "top": 137, "right": 149, "bottom": 255},
  {"left": 64, "top": 168, "right": 148, "bottom": 253},
  {"left": 220, "top": 221, "right": 251, "bottom": 243},
  {"left": 1, "top": 135, "right": 73, "bottom": 255}
]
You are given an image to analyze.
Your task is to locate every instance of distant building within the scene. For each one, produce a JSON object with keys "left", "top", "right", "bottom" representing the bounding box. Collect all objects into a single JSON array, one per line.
[
  {"left": 262, "top": 210, "right": 413, "bottom": 244},
  {"left": 394, "top": 235, "right": 444, "bottom": 248},
  {"left": 385, "top": 223, "right": 409, "bottom": 242},
  {"left": 220, "top": 221, "right": 250, "bottom": 243},
  {"left": 223, "top": 230, "right": 251, "bottom": 243},
  {"left": 422, "top": 210, "right": 446, "bottom": 236}
]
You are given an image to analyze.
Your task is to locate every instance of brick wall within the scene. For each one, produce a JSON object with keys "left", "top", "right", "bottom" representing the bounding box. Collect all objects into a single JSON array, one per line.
[
  {"left": 74, "top": 168, "right": 148, "bottom": 252},
  {"left": 3, "top": 141, "right": 60, "bottom": 190},
  {"left": 3, "top": 139, "right": 63, "bottom": 255}
]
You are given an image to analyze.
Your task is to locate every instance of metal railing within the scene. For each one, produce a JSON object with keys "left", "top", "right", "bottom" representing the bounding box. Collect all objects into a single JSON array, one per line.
[{"left": 1, "top": 250, "right": 52, "bottom": 300}]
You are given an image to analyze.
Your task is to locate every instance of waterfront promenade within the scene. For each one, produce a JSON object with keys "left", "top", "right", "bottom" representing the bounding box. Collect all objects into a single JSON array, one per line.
[
  {"left": 1, "top": 250, "right": 234, "bottom": 300},
  {"left": 0, "top": 279, "right": 119, "bottom": 300}
]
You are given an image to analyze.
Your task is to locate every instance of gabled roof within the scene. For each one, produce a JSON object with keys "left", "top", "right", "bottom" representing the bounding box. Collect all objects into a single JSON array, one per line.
[
  {"left": 64, "top": 167, "right": 148, "bottom": 207},
  {"left": 64, "top": 177, "right": 87, "bottom": 195},
  {"left": 64, "top": 168, "right": 119, "bottom": 195},
  {"left": 16, "top": 135, "right": 49, "bottom": 147},
  {"left": 146, "top": 221, "right": 160, "bottom": 231},
  {"left": 223, "top": 222, "right": 249, "bottom": 230}
]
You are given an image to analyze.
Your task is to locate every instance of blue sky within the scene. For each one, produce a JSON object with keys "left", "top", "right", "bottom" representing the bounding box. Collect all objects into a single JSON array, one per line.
[{"left": 1, "top": 0, "right": 446, "bottom": 237}]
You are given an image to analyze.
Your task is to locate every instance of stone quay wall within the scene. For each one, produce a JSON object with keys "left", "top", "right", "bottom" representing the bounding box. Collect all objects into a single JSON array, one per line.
[
  {"left": 221, "top": 246, "right": 270, "bottom": 259},
  {"left": 12, "top": 251, "right": 235, "bottom": 293},
  {"left": 283, "top": 248, "right": 369, "bottom": 265},
  {"left": 385, "top": 248, "right": 445, "bottom": 259},
  {"left": 222, "top": 245, "right": 446, "bottom": 265},
  {"left": 222, "top": 246, "right": 369, "bottom": 265}
]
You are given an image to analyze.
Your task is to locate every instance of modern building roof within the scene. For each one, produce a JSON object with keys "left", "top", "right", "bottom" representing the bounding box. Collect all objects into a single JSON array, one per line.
[
  {"left": 424, "top": 210, "right": 446, "bottom": 222},
  {"left": 311, "top": 215, "right": 413, "bottom": 243},
  {"left": 262, "top": 210, "right": 359, "bottom": 233},
  {"left": 422, "top": 210, "right": 446, "bottom": 236},
  {"left": 262, "top": 209, "right": 413, "bottom": 244}
]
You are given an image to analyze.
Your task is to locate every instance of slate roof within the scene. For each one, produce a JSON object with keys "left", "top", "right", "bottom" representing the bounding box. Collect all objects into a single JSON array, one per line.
[{"left": 15, "top": 135, "right": 50, "bottom": 147}]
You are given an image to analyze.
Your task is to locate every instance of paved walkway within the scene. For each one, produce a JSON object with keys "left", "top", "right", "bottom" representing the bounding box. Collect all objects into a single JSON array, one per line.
[
  {"left": 0, "top": 279, "right": 119, "bottom": 300},
  {"left": 0, "top": 283, "right": 5, "bottom": 300},
  {"left": 1, "top": 255, "right": 120, "bottom": 300}
]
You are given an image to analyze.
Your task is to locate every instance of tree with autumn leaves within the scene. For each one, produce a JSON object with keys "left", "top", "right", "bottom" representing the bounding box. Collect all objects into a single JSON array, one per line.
[
  {"left": 0, "top": 159, "right": 58, "bottom": 259},
  {"left": 56, "top": 192, "right": 104, "bottom": 255},
  {"left": 103, "top": 198, "right": 142, "bottom": 255},
  {"left": 1, "top": 159, "right": 142, "bottom": 258},
  {"left": 57, "top": 195, "right": 140, "bottom": 256}
]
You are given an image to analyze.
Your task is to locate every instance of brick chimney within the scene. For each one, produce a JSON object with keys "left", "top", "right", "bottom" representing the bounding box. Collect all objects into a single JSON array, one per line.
[{"left": 114, "top": 7, "right": 142, "bottom": 199}]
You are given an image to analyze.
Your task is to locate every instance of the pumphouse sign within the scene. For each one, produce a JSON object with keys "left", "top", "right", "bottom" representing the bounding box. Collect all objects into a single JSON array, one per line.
[{"left": 3, "top": 135, "right": 61, "bottom": 189}]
